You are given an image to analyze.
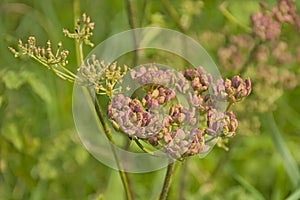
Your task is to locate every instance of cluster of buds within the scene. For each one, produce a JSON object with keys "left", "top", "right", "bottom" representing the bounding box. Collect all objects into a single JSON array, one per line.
[
  {"left": 217, "top": 0, "right": 300, "bottom": 122},
  {"left": 9, "top": 37, "right": 69, "bottom": 67},
  {"left": 183, "top": 67, "right": 212, "bottom": 94},
  {"left": 142, "top": 87, "right": 176, "bottom": 109},
  {"left": 251, "top": 0, "right": 300, "bottom": 41},
  {"left": 63, "top": 13, "right": 95, "bottom": 47},
  {"left": 206, "top": 109, "right": 238, "bottom": 137},
  {"left": 224, "top": 76, "right": 252, "bottom": 103},
  {"left": 8, "top": 13, "right": 97, "bottom": 83},
  {"left": 272, "top": 0, "right": 297, "bottom": 24},
  {"left": 272, "top": 41, "right": 292, "bottom": 64},
  {"left": 78, "top": 54, "right": 128, "bottom": 97},
  {"left": 251, "top": 11, "right": 281, "bottom": 41},
  {"left": 107, "top": 94, "right": 158, "bottom": 138},
  {"left": 107, "top": 65, "right": 251, "bottom": 159},
  {"left": 218, "top": 35, "right": 255, "bottom": 71},
  {"left": 8, "top": 36, "right": 72, "bottom": 81}
]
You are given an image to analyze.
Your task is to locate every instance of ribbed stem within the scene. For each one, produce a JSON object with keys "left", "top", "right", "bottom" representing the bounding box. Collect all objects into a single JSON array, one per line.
[{"left": 159, "top": 161, "right": 176, "bottom": 200}]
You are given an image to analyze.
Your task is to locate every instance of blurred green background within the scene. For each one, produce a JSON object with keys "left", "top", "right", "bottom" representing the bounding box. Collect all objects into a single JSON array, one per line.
[{"left": 0, "top": 0, "right": 300, "bottom": 199}]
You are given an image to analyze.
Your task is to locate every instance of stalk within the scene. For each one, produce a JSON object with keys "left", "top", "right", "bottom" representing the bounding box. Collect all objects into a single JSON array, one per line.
[
  {"left": 159, "top": 161, "right": 176, "bottom": 200},
  {"left": 124, "top": 0, "right": 138, "bottom": 66},
  {"left": 73, "top": 1, "right": 134, "bottom": 199}
]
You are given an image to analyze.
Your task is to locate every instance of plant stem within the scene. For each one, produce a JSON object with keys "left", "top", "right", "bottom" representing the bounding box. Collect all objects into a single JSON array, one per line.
[
  {"left": 93, "top": 97, "right": 134, "bottom": 200},
  {"left": 239, "top": 40, "right": 261, "bottom": 75},
  {"left": 159, "top": 161, "right": 176, "bottom": 200},
  {"left": 134, "top": 138, "right": 155, "bottom": 155},
  {"left": 73, "top": 0, "right": 83, "bottom": 66},
  {"left": 161, "top": 0, "right": 186, "bottom": 33},
  {"left": 72, "top": 2, "right": 134, "bottom": 199},
  {"left": 178, "top": 160, "right": 187, "bottom": 200},
  {"left": 219, "top": 1, "right": 251, "bottom": 32},
  {"left": 124, "top": 0, "right": 138, "bottom": 66}
]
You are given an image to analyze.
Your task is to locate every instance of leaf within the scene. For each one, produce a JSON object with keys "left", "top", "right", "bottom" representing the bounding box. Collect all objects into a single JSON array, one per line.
[
  {"left": 103, "top": 171, "right": 125, "bottom": 200},
  {"left": 1, "top": 123, "right": 23, "bottom": 151},
  {"left": 1, "top": 70, "right": 52, "bottom": 104},
  {"left": 96, "top": 194, "right": 104, "bottom": 200},
  {"left": 21, "top": 71, "right": 52, "bottom": 104},
  {"left": 234, "top": 174, "right": 265, "bottom": 200},
  {"left": 2, "top": 70, "right": 26, "bottom": 89},
  {"left": 0, "top": 96, "right": 4, "bottom": 108},
  {"left": 286, "top": 188, "right": 300, "bottom": 200},
  {"left": 265, "top": 112, "right": 300, "bottom": 189},
  {"left": 30, "top": 180, "right": 47, "bottom": 200}
]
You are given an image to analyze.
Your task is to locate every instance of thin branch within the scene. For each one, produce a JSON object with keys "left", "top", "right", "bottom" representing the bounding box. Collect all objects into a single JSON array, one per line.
[
  {"left": 134, "top": 138, "right": 155, "bottom": 155},
  {"left": 93, "top": 92, "right": 134, "bottom": 200},
  {"left": 159, "top": 161, "right": 176, "bottom": 200},
  {"left": 72, "top": 2, "right": 134, "bottom": 198},
  {"left": 124, "top": 0, "right": 138, "bottom": 66},
  {"left": 179, "top": 160, "right": 188, "bottom": 200},
  {"left": 239, "top": 40, "right": 261, "bottom": 75},
  {"left": 73, "top": 0, "right": 83, "bottom": 66},
  {"left": 219, "top": 1, "right": 251, "bottom": 32},
  {"left": 161, "top": 0, "right": 186, "bottom": 33}
]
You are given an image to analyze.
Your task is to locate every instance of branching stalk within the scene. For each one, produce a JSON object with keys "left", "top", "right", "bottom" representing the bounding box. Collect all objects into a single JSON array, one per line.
[{"left": 72, "top": 3, "right": 134, "bottom": 199}]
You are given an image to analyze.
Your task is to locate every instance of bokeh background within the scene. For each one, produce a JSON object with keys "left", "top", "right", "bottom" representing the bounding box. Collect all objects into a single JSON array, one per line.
[{"left": 0, "top": 0, "right": 300, "bottom": 199}]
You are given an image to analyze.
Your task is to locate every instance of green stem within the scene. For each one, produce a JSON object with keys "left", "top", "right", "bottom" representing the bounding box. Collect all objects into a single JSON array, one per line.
[
  {"left": 73, "top": 0, "right": 82, "bottom": 66},
  {"left": 140, "top": 0, "right": 148, "bottom": 26},
  {"left": 161, "top": 0, "right": 189, "bottom": 68},
  {"left": 93, "top": 96, "right": 134, "bottom": 200},
  {"left": 178, "top": 160, "right": 187, "bottom": 200},
  {"left": 78, "top": 41, "right": 84, "bottom": 64},
  {"left": 124, "top": 0, "right": 138, "bottom": 66},
  {"left": 28, "top": 54, "right": 75, "bottom": 82},
  {"left": 72, "top": 2, "right": 134, "bottom": 199},
  {"left": 219, "top": 1, "right": 251, "bottom": 32},
  {"left": 134, "top": 138, "right": 155, "bottom": 155},
  {"left": 226, "top": 102, "right": 233, "bottom": 112},
  {"left": 159, "top": 161, "right": 176, "bottom": 200},
  {"left": 161, "top": 0, "right": 186, "bottom": 33},
  {"left": 239, "top": 39, "right": 261, "bottom": 75},
  {"left": 58, "top": 64, "right": 77, "bottom": 78}
]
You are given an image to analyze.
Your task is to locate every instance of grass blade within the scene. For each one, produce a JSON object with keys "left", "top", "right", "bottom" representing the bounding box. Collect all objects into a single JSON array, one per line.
[
  {"left": 286, "top": 188, "right": 300, "bottom": 200},
  {"left": 265, "top": 112, "right": 300, "bottom": 189},
  {"left": 234, "top": 174, "right": 265, "bottom": 200}
]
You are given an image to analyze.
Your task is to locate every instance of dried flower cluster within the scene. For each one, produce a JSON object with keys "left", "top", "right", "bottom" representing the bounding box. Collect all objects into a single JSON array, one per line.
[
  {"left": 8, "top": 37, "right": 73, "bottom": 81},
  {"left": 8, "top": 13, "right": 97, "bottom": 83},
  {"left": 251, "top": 0, "right": 300, "bottom": 41},
  {"left": 78, "top": 55, "right": 128, "bottom": 97},
  {"left": 63, "top": 13, "right": 95, "bottom": 47},
  {"left": 218, "top": 0, "right": 300, "bottom": 135},
  {"left": 8, "top": 12, "right": 253, "bottom": 160},
  {"left": 9, "top": 37, "right": 68, "bottom": 65},
  {"left": 218, "top": 35, "right": 254, "bottom": 72},
  {"left": 108, "top": 65, "right": 251, "bottom": 159}
]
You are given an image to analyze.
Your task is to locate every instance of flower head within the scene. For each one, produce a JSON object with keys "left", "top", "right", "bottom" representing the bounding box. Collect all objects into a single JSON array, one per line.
[{"left": 107, "top": 64, "right": 251, "bottom": 159}]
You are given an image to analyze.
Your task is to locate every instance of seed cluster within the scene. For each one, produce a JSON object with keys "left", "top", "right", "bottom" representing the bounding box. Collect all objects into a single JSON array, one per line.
[
  {"left": 108, "top": 65, "right": 251, "bottom": 159},
  {"left": 9, "top": 37, "right": 69, "bottom": 67},
  {"left": 251, "top": 0, "right": 300, "bottom": 41},
  {"left": 63, "top": 13, "right": 95, "bottom": 47},
  {"left": 78, "top": 55, "right": 129, "bottom": 97},
  {"left": 217, "top": 0, "right": 300, "bottom": 135}
]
